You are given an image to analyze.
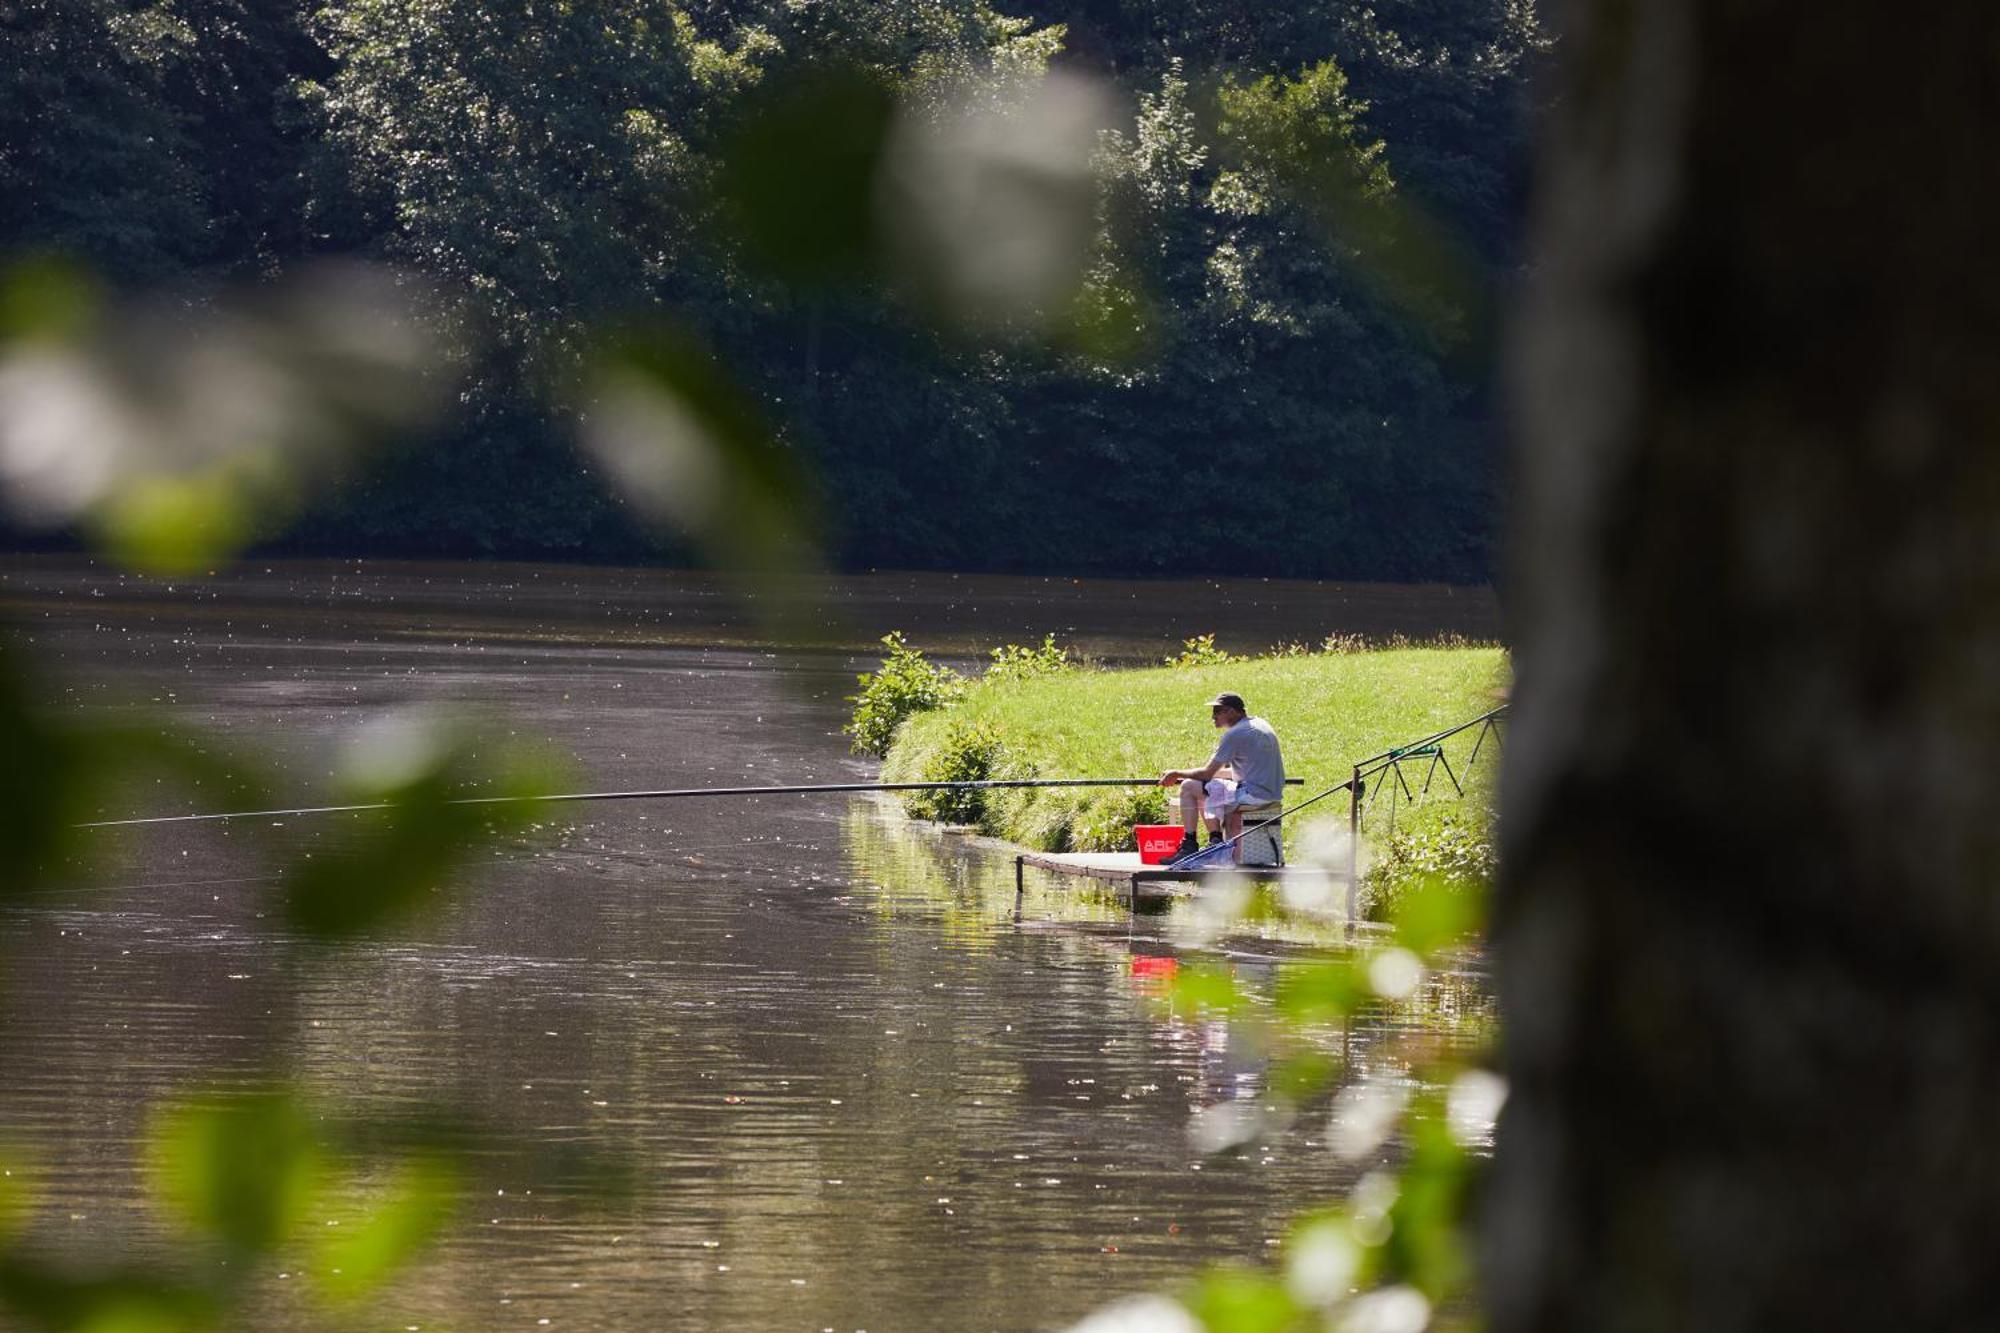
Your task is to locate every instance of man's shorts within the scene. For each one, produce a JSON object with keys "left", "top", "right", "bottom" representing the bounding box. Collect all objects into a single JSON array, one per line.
[
  {"left": 1205, "top": 778, "right": 1277, "bottom": 817},
  {"left": 1204, "top": 778, "right": 1246, "bottom": 815}
]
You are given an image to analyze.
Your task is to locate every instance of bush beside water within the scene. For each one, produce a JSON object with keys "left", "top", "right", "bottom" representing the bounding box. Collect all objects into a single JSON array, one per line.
[
  {"left": 1362, "top": 815, "right": 1498, "bottom": 922},
  {"left": 844, "top": 631, "right": 967, "bottom": 758},
  {"left": 860, "top": 631, "right": 1508, "bottom": 913}
]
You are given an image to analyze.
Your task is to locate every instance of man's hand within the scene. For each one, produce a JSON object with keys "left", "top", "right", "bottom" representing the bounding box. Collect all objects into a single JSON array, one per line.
[{"left": 1159, "top": 770, "right": 1184, "bottom": 787}]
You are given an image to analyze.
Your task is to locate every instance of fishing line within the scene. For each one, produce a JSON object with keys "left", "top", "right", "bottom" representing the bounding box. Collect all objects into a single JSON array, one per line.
[{"left": 75, "top": 776, "right": 1306, "bottom": 830}]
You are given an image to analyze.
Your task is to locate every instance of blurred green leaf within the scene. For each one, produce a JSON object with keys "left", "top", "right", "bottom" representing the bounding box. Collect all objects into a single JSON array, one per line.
[
  {"left": 0, "top": 263, "right": 446, "bottom": 575},
  {"left": 0, "top": 257, "right": 100, "bottom": 345},
  {"left": 1165, "top": 963, "right": 1248, "bottom": 1018},
  {"left": 281, "top": 715, "right": 565, "bottom": 937},
  {"left": 0, "top": 646, "right": 89, "bottom": 896},
  {"left": 88, "top": 471, "right": 257, "bottom": 579},
  {"left": 1384, "top": 1095, "right": 1473, "bottom": 1301},
  {"left": 715, "top": 67, "right": 896, "bottom": 288},
  {"left": 878, "top": 70, "right": 1113, "bottom": 334},
  {"left": 0, "top": 1260, "right": 213, "bottom": 1333},
  {"left": 1181, "top": 1266, "right": 1300, "bottom": 1333},
  {"left": 0, "top": 1150, "right": 38, "bottom": 1244},
  {"left": 312, "top": 1156, "right": 460, "bottom": 1305},
  {"left": 1269, "top": 1053, "right": 1339, "bottom": 1103},
  {"left": 584, "top": 326, "right": 822, "bottom": 580},
  {"left": 0, "top": 645, "right": 270, "bottom": 904},
  {"left": 1274, "top": 956, "right": 1367, "bottom": 1021},
  {"left": 1391, "top": 874, "right": 1486, "bottom": 960},
  {"left": 148, "top": 1091, "right": 319, "bottom": 1258}
]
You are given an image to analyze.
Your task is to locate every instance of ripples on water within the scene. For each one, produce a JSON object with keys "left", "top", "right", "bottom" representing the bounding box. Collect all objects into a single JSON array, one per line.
[{"left": 0, "top": 559, "right": 1492, "bottom": 1331}]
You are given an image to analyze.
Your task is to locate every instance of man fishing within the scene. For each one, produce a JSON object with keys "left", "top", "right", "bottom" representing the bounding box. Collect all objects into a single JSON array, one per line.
[{"left": 1158, "top": 692, "right": 1286, "bottom": 863}]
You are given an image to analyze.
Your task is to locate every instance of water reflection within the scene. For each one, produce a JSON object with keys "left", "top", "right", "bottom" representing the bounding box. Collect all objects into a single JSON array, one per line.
[{"left": 0, "top": 558, "right": 1492, "bottom": 1331}]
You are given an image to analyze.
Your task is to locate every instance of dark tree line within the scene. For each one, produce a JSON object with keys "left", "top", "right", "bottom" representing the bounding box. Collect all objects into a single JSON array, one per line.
[{"left": 2, "top": 0, "right": 1544, "bottom": 580}]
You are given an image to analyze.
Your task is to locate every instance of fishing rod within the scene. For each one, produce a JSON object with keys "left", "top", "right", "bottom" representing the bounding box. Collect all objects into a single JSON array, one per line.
[{"left": 75, "top": 776, "right": 1307, "bottom": 830}]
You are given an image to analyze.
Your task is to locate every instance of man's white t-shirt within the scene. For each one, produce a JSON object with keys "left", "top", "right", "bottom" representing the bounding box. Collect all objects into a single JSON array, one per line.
[{"left": 1209, "top": 716, "right": 1285, "bottom": 806}]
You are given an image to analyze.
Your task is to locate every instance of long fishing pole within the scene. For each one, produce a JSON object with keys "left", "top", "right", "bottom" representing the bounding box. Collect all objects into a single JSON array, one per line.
[{"left": 75, "top": 776, "right": 1306, "bottom": 830}]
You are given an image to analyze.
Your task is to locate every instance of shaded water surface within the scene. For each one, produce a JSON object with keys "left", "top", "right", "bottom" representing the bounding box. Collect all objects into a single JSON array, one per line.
[{"left": 0, "top": 559, "right": 1493, "bottom": 1331}]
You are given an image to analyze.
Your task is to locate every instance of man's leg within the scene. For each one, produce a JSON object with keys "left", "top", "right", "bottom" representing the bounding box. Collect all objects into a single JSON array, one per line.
[
  {"left": 1203, "top": 774, "right": 1236, "bottom": 842},
  {"left": 1223, "top": 808, "right": 1245, "bottom": 862},
  {"left": 1178, "top": 778, "right": 1206, "bottom": 833},
  {"left": 1174, "top": 779, "right": 1206, "bottom": 858}
]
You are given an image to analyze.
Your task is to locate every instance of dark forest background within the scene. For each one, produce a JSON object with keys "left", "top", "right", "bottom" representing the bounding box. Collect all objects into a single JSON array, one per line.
[{"left": 1, "top": 0, "right": 1544, "bottom": 581}]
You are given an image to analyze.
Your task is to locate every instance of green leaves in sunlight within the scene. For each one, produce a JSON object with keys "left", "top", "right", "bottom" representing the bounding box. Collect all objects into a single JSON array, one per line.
[
  {"left": 311, "top": 1156, "right": 461, "bottom": 1305},
  {"left": 1393, "top": 873, "right": 1487, "bottom": 960},
  {"left": 1165, "top": 963, "right": 1250, "bottom": 1019},
  {"left": 149, "top": 1092, "right": 320, "bottom": 1259},
  {"left": 1182, "top": 1267, "right": 1299, "bottom": 1333},
  {"left": 280, "top": 708, "right": 568, "bottom": 937},
  {"left": 1274, "top": 955, "right": 1368, "bottom": 1022},
  {"left": 1213, "top": 60, "right": 1483, "bottom": 346},
  {"left": 0, "top": 259, "right": 448, "bottom": 576},
  {"left": 0, "top": 1090, "right": 478, "bottom": 1330},
  {"left": 845, "top": 632, "right": 966, "bottom": 758}
]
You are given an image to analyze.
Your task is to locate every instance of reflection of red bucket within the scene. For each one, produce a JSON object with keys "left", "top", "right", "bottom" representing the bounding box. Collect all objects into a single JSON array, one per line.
[
  {"left": 1135, "top": 824, "right": 1185, "bottom": 864},
  {"left": 1128, "top": 954, "right": 1179, "bottom": 994}
]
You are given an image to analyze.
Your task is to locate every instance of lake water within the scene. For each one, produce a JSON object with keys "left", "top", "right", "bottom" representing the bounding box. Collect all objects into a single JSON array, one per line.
[{"left": 0, "top": 557, "right": 1496, "bottom": 1332}]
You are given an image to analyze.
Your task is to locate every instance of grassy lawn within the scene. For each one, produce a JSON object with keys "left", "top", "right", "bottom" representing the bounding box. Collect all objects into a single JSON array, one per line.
[{"left": 879, "top": 646, "right": 1510, "bottom": 861}]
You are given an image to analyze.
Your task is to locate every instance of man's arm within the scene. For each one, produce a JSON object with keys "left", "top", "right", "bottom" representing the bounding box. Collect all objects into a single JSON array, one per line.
[{"left": 1159, "top": 758, "right": 1225, "bottom": 786}]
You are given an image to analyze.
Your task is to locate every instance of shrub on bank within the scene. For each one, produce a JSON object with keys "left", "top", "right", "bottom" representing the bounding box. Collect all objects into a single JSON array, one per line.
[
  {"left": 1362, "top": 814, "right": 1497, "bottom": 922},
  {"left": 1165, "top": 633, "right": 1245, "bottom": 667},
  {"left": 985, "top": 634, "right": 1078, "bottom": 684},
  {"left": 902, "top": 719, "right": 1007, "bottom": 825},
  {"left": 844, "top": 632, "right": 965, "bottom": 758}
]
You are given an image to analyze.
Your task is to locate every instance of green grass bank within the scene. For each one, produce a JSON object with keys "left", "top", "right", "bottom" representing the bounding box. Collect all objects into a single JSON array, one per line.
[{"left": 874, "top": 642, "right": 1509, "bottom": 894}]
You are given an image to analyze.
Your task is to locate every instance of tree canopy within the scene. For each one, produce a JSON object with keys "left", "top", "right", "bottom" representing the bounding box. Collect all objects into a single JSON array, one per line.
[{"left": 1, "top": 0, "right": 1545, "bottom": 580}]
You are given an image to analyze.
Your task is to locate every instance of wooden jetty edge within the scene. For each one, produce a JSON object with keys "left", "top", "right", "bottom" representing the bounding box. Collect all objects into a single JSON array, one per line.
[{"left": 1013, "top": 851, "right": 1345, "bottom": 908}]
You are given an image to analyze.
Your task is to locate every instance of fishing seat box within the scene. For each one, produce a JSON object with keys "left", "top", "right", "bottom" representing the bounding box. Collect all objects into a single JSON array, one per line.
[{"left": 1237, "top": 804, "right": 1284, "bottom": 867}]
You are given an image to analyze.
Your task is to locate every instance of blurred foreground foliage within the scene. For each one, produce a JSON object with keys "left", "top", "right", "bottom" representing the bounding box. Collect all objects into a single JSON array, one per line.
[
  {"left": 1078, "top": 877, "right": 1498, "bottom": 1333},
  {"left": 0, "top": 1087, "right": 631, "bottom": 1330},
  {"left": 0, "top": 2, "right": 1532, "bottom": 1326},
  {"left": 0, "top": 252, "right": 571, "bottom": 1321},
  {"left": 0, "top": 641, "right": 570, "bottom": 1326}
]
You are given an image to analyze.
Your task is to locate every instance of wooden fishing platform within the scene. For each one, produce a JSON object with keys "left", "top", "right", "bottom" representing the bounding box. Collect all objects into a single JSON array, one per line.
[{"left": 1014, "top": 851, "right": 1345, "bottom": 908}]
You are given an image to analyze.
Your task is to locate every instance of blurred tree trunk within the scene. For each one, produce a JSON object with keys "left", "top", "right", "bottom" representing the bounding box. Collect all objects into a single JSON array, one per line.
[{"left": 1493, "top": 1, "right": 2000, "bottom": 1329}]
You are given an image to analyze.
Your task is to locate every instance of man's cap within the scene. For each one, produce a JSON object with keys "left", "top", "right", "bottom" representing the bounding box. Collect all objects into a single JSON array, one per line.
[{"left": 1206, "top": 692, "right": 1247, "bottom": 712}]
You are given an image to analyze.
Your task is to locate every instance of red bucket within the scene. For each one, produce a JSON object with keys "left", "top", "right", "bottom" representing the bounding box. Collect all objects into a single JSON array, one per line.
[{"left": 1135, "top": 824, "right": 1185, "bottom": 865}]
